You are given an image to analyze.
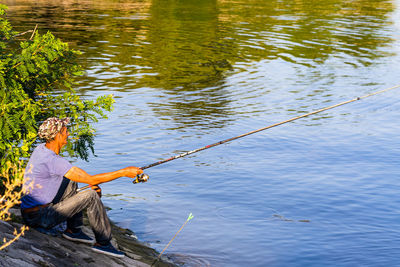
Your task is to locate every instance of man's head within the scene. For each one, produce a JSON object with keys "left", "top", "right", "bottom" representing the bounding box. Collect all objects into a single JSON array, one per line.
[{"left": 38, "top": 117, "right": 70, "bottom": 143}]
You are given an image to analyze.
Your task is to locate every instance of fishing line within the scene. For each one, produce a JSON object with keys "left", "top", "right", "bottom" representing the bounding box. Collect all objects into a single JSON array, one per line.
[
  {"left": 78, "top": 83, "right": 400, "bottom": 191},
  {"left": 151, "top": 213, "right": 194, "bottom": 266}
]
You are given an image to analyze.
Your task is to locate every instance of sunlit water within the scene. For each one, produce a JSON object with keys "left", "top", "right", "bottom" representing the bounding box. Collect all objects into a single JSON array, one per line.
[{"left": 5, "top": 0, "right": 400, "bottom": 266}]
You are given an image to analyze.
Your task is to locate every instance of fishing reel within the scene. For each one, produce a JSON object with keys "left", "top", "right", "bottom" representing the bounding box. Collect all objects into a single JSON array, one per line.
[{"left": 133, "top": 173, "right": 149, "bottom": 184}]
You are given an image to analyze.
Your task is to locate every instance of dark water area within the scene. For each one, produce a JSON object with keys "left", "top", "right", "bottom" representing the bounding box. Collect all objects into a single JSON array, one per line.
[{"left": 5, "top": 0, "right": 400, "bottom": 266}]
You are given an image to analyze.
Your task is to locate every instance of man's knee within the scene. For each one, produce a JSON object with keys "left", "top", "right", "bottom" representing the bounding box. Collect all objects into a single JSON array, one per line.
[{"left": 82, "top": 188, "right": 101, "bottom": 202}]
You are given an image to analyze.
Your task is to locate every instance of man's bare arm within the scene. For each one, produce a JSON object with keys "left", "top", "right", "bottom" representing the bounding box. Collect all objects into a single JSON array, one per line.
[{"left": 65, "top": 166, "right": 143, "bottom": 185}]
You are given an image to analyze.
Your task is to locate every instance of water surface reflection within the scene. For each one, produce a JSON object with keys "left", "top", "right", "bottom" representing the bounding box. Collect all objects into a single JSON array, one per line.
[{"left": 5, "top": 0, "right": 400, "bottom": 266}]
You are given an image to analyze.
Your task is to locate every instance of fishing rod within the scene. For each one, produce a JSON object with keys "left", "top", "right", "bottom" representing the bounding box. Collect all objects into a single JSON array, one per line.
[{"left": 78, "top": 84, "right": 400, "bottom": 191}]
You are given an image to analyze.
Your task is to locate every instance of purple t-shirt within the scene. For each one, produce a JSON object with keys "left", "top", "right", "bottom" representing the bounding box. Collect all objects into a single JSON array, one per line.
[{"left": 21, "top": 143, "right": 72, "bottom": 209}]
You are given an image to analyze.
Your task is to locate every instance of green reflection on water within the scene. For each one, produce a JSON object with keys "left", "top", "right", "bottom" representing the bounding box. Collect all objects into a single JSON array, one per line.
[{"left": 5, "top": 0, "right": 396, "bottom": 127}]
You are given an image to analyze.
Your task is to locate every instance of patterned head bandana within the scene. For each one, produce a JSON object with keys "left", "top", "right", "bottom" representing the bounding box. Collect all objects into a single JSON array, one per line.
[{"left": 38, "top": 117, "right": 70, "bottom": 142}]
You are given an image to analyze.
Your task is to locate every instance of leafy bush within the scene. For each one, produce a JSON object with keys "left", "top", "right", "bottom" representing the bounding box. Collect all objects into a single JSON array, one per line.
[
  {"left": 0, "top": 4, "right": 114, "bottom": 180},
  {"left": 0, "top": 3, "right": 115, "bottom": 248}
]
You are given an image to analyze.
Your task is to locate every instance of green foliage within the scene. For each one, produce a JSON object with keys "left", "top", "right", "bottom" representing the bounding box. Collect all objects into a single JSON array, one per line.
[{"left": 0, "top": 5, "right": 114, "bottom": 179}]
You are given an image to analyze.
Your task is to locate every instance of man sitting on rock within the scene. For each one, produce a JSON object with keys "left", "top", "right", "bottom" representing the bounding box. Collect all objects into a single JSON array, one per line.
[{"left": 21, "top": 117, "right": 143, "bottom": 258}]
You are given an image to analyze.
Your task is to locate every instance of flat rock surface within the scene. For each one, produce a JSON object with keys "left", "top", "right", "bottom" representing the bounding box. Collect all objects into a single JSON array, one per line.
[{"left": 0, "top": 209, "right": 176, "bottom": 267}]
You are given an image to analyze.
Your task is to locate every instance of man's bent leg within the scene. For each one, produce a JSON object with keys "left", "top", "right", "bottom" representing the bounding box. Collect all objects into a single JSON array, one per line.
[
  {"left": 53, "top": 185, "right": 124, "bottom": 257},
  {"left": 57, "top": 179, "right": 83, "bottom": 232},
  {"left": 51, "top": 188, "right": 112, "bottom": 245}
]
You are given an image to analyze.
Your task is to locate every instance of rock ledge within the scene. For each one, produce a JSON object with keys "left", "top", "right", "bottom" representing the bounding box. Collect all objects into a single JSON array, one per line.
[{"left": 0, "top": 208, "right": 176, "bottom": 267}]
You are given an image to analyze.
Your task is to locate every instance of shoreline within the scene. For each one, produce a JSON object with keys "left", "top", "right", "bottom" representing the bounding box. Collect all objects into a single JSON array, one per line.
[{"left": 0, "top": 208, "right": 177, "bottom": 267}]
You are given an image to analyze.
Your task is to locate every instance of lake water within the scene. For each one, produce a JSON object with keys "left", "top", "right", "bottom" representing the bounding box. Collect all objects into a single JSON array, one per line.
[{"left": 5, "top": 0, "right": 400, "bottom": 266}]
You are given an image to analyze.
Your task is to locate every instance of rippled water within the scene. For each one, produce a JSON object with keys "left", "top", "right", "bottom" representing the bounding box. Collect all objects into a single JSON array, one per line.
[{"left": 5, "top": 0, "right": 400, "bottom": 266}]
